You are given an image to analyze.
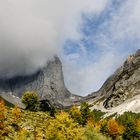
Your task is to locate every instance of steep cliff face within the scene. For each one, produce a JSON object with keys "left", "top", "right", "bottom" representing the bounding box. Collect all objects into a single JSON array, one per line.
[
  {"left": 86, "top": 49, "right": 140, "bottom": 109},
  {"left": 0, "top": 56, "right": 81, "bottom": 108}
]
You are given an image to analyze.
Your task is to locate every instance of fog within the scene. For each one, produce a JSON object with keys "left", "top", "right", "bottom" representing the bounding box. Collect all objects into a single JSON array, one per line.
[{"left": 0, "top": 0, "right": 108, "bottom": 78}]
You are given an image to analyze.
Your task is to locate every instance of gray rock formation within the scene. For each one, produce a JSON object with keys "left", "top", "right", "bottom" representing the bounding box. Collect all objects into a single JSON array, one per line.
[
  {"left": 0, "top": 56, "right": 81, "bottom": 109},
  {"left": 85, "top": 49, "right": 140, "bottom": 109}
]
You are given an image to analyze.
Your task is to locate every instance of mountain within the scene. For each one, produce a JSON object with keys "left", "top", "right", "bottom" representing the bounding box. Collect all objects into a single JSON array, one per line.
[
  {"left": 0, "top": 56, "right": 81, "bottom": 109},
  {"left": 1, "top": 49, "right": 140, "bottom": 113},
  {"left": 85, "top": 49, "right": 140, "bottom": 115}
]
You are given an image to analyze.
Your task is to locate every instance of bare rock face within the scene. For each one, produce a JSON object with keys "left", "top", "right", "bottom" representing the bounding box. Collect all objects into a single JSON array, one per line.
[
  {"left": 0, "top": 56, "right": 81, "bottom": 109},
  {"left": 86, "top": 49, "right": 140, "bottom": 109}
]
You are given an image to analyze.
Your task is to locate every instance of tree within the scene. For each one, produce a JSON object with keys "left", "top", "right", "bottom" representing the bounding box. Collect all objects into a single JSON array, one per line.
[
  {"left": 0, "top": 98, "right": 10, "bottom": 139},
  {"left": 116, "top": 112, "right": 140, "bottom": 139},
  {"left": 45, "top": 112, "right": 84, "bottom": 140},
  {"left": 69, "top": 105, "right": 82, "bottom": 124},
  {"left": 21, "top": 91, "right": 38, "bottom": 111},
  {"left": 107, "top": 119, "right": 123, "bottom": 140},
  {"left": 92, "top": 109, "right": 105, "bottom": 122},
  {"left": 80, "top": 102, "right": 91, "bottom": 125},
  {"left": 12, "top": 105, "right": 22, "bottom": 122}
]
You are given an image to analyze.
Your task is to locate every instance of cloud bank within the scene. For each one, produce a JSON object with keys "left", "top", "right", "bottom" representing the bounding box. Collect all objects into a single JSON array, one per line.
[
  {"left": 1, "top": 0, "right": 139, "bottom": 96},
  {"left": 0, "top": 0, "right": 108, "bottom": 78}
]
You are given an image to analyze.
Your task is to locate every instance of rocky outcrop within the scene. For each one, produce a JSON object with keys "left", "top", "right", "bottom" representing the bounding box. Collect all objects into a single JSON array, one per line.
[
  {"left": 0, "top": 56, "right": 81, "bottom": 109},
  {"left": 86, "top": 49, "right": 140, "bottom": 109}
]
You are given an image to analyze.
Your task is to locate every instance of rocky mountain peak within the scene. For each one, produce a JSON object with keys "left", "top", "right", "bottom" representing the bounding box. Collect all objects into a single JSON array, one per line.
[{"left": 0, "top": 56, "right": 81, "bottom": 109}]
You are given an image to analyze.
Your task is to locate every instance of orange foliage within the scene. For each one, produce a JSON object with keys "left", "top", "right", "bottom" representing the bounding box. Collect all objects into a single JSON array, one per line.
[
  {"left": 87, "top": 117, "right": 95, "bottom": 128},
  {"left": 137, "top": 119, "right": 140, "bottom": 127},
  {"left": 136, "top": 119, "right": 140, "bottom": 132},
  {"left": 12, "top": 105, "right": 22, "bottom": 121},
  {"left": 107, "top": 119, "right": 123, "bottom": 139},
  {"left": 0, "top": 98, "right": 7, "bottom": 128}
]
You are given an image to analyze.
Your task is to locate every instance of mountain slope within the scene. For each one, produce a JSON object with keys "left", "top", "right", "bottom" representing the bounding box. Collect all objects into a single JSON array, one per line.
[{"left": 85, "top": 49, "right": 140, "bottom": 112}]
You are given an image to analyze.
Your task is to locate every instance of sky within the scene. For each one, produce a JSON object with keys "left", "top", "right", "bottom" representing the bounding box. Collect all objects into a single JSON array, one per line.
[{"left": 0, "top": 0, "right": 140, "bottom": 96}]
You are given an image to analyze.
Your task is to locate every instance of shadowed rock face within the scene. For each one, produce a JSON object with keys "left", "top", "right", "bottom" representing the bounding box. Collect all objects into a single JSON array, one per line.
[
  {"left": 0, "top": 56, "right": 81, "bottom": 109},
  {"left": 86, "top": 49, "right": 140, "bottom": 109}
]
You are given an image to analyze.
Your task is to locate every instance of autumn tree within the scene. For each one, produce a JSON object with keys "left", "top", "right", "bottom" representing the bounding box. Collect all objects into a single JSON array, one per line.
[
  {"left": 107, "top": 119, "right": 123, "bottom": 140},
  {"left": 69, "top": 105, "right": 82, "bottom": 124},
  {"left": 0, "top": 98, "right": 6, "bottom": 126},
  {"left": 21, "top": 91, "right": 38, "bottom": 111},
  {"left": 117, "top": 112, "right": 140, "bottom": 139},
  {"left": 45, "top": 112, "right": 84, "bottom": 140},
  {"left": 136, "top": 119, "right": 140, "bottom": 139},
  {"left": 12, "top": 105, "right": 22, "bottom": 122},
  {"left": 0, "top": 98, "right": 9, "bottom": 139}
]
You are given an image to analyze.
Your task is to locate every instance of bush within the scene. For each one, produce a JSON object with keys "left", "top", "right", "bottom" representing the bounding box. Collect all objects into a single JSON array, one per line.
[
  {"left": 21, "top": 91, "right": 38, "bottom": 111},
  {"left": 84, "top": 126, "right": 111, "bottom": 140}
]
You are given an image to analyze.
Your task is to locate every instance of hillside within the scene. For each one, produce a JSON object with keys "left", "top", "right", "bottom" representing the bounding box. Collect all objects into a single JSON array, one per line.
[{"left": 1, "top": 98, "right": 140, "bottom": 140}]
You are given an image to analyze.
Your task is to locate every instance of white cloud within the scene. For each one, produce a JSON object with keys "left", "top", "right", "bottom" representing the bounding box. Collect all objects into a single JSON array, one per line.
[
  {"left": 0, "top": 0, "right": 109, "bottom": 78},
  {"left": 3, "top": 0, "right": 139, "bottom": 96}
]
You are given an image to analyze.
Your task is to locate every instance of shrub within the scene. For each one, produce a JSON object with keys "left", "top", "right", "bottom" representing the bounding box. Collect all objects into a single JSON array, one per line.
[
  {"left": 83, "top": 126, "right": 111, "bottom": 140},
  {"left": 21, "top": 91, "right": 38, "bottom": 111}
]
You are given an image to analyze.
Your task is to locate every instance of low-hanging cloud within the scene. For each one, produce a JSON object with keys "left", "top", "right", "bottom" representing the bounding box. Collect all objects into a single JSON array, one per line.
[{"left": 0, "top": 0, "right": 108, "bottom": 78}]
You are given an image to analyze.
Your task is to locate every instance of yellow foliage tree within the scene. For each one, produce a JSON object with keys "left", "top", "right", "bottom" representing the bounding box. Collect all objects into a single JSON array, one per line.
[
  {"left": 136, "top": 119, "right": 140, "bottom": 133},
  {"left": 107, "top": 119, "right": 124, "bottom": 140},
  {"left": 87, "top": 117, "right": 95, "bottom": 128},
  {"left": 45, "top": 111, "right": 84, "bottom": 140},
  {"left": 12, "top": 105, "right": 22, "bottom": 122},
  {"left": 69, "top": 105, "right": 82, "bottom": 124},
  {"left": 0, "top": 98, "right": 7, "bottom": 126},
  {"left": 0, "top": 98, "right": 9, "bottom": 139}
]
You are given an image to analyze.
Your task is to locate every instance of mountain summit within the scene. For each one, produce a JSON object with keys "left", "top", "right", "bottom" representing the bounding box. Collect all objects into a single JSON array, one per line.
[{"left": 0, "top": 56, "right": 81, "bottom": 109}]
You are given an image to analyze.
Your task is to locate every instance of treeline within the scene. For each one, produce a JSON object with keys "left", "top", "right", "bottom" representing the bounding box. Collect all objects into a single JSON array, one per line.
[{"left": 0, "top": 92, "right": 140, "bottom": 140}]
